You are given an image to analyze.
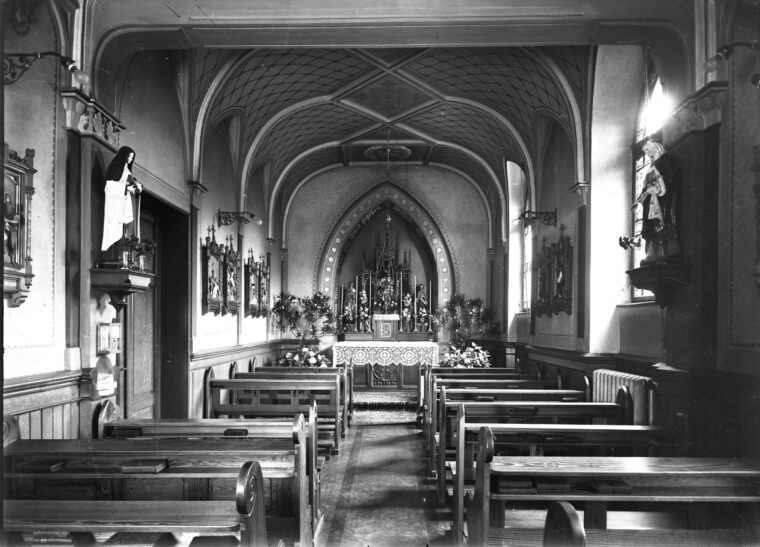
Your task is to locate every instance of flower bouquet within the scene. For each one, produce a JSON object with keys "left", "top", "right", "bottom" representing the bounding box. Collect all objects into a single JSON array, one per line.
[
  {"left": 440, "top": 342, "right": 491, "bottom": 368},
  {"left": 276, "top": 346, "right": 332, "bottom": 368},
  {"left": 272, "top": 290, "right": 336, "bottom": 342}
]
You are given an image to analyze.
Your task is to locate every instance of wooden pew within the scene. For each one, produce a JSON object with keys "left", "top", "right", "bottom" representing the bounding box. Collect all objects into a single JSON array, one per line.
[
  {"left": 425, "top": 374, "right": 556, "bottom": 436},
  {"left": 237, "top": 367, "right": 352, "bottom": 438},
  {"left": 251, "top": 362, "right": 353, "bottom": 428},
  {"left": 425, "top": 388, "right": 585, "bottom": 476},
  {"left": 101, "top": 406, "right": 323, "bottom": 540},
  {"left": 468, "top": 426, "right": 760, "bottom": 547},
  {"left": 420, "top": 364, "right": 541, "bottom": 429},
  {"left": 207, "top": 376, "right": 341, "bottom": 454},
  {"left": 435, "top": 390, "right": 630, "bottom": 504},
  {"left": 4, "top": 456, "right": 268, "bottom": 546},
  {"left": 427, "top": 377, "right": 560, "bottom": 444},
  {"left": 5, "top": 425, "right": 311, "bottom": 546},
  {"left": 534, "top": 501, "right": 760, "bottom": 547},
  {"left": 452, "top": 416, "right": 662, "bottom": 545}
]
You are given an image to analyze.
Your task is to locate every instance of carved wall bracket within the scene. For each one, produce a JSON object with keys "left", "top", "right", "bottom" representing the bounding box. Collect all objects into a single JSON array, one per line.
[
  {"left": 61, "top": 89, "right": 124, "bottom": 146},
  {"left": 90, "top": 268, "right": 154, "bottom": 316},
  {"left": 626, "top": 260, "right": 692, "bottom": 308}
]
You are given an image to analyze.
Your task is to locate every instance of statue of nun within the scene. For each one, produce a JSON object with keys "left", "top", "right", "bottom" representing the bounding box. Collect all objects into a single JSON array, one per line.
[{"left": 101, "top": 146, "right": 142, "bottom": 252}]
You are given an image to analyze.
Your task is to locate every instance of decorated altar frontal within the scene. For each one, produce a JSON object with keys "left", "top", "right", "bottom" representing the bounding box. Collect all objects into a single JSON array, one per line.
[{"left": 334, "top": 341, "right": 438, "bottom": 390}]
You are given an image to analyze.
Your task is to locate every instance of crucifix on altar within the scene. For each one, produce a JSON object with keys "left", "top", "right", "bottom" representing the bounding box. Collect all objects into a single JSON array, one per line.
[{"left": 339, "top": 211, "right": 433, "bottom": 341}]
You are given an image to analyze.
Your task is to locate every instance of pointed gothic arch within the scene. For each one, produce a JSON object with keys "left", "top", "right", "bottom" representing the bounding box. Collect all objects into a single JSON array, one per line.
[{"left": 315, "top": 183, "right": 458, "bottom": 309}]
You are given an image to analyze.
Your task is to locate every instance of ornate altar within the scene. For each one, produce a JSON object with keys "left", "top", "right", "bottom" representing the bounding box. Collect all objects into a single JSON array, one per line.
[
  {"left": 334, "top": 341, "right": 437, "bottom": 389},
  {"left": 339, "top": 211, "right": 433, "bottom": 341}
]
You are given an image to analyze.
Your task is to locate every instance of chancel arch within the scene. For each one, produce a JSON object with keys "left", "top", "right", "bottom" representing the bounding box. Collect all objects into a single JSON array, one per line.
[{"left": 314, "top": 182, "right": 458, "bottom": 310}]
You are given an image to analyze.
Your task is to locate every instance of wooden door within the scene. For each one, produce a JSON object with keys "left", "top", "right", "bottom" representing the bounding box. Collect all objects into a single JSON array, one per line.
[{"left": 125, "top": 212, "right": 159, "bottom": 418}]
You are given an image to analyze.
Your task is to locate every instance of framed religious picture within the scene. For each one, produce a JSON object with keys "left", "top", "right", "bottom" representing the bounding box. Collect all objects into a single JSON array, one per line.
[
  {"left": 201, "top": 227, "right": 223, "bottom": 315},
  {"left": 245, "top": 250, "right": 270, "bottom": 318},
  {"left": 553, "top": 231, "right": 573, "bottom": 314},
  {"left": 3, "top": 143, "right": 36, "bottom": 307},
  {"left": 222, "top": 235, "right": 239, "bottom": 316},
  {"left": 258, "top": 257, "right": 270, "bottom": 317},
  {"left": 244, "top": 250, "right": 259, "bottom": 317}
]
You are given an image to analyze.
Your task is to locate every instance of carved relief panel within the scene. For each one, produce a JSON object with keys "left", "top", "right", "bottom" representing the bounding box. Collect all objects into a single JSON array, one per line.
[{"left": 3, "top": 143, "right": 35, "bottom": 307}]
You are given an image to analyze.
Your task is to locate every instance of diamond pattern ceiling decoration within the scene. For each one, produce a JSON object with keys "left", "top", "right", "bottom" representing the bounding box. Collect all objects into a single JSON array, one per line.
[
  {"left": 344, "top": 74, "right": 433, "bottom": 119},
  {"left": 404, "top": 47, "right": 573, "bottom": 153},
  {"left": 254, "top": 102, "right": 377, "bottom": 182},
  {"left": 428, "top": 147, "right": 497, "bottom": 197},
  {"left": 205, "top": 49, "right": 373, "bottom": 148},
  {"left": 277, "top": 147, "right": 342, "bottom": 208},
  {"left": 405, "top": 102, "right": 522, "bottom": 178},
  {"left": 196, "top": 45, "right": 588, "bottom": 228}
]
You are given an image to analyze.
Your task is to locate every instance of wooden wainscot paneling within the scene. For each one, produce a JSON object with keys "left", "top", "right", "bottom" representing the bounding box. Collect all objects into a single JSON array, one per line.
[
  {"left": 187, "top": 341, "right": 285, "bottom": 418},
  {"left": 3, "top": 371, "right": 83, "bottom": 440},
  {"left": 645, "top": 365, "right": 760, "bottom": 460}
]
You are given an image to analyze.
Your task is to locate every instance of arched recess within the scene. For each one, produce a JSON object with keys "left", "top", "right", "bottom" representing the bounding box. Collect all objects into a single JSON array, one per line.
[{"left": 315, "top": 183, "right": 457, "bottom": 309}]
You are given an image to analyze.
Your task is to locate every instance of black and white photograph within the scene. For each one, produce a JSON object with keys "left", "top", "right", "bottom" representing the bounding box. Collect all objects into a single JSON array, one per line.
[{"left": 3, "top": 1, "right": 760, "bottom": 546}]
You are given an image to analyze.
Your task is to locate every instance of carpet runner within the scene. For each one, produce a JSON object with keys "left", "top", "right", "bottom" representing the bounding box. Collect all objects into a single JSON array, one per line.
[{"left": 319, "top": 424, "right": 450, "bottom": 546}]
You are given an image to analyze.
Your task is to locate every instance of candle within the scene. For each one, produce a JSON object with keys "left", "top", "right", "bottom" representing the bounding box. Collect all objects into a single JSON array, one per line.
[{"left": 414, "top": 275, "right": 417, "bottom": 315}]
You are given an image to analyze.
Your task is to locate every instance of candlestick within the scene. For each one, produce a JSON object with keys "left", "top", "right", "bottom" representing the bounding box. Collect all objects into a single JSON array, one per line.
[{"left": 414, "top": 275, "right": 417, "bottom": 315}]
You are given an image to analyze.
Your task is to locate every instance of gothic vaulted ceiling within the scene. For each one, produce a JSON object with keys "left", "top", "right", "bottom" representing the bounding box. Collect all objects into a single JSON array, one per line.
[
  {"left": 194, "top": 47, "right": 587, "bottom": 224},
  {"left": 91, "top": 0, "right": 693, "bottom": 238}
]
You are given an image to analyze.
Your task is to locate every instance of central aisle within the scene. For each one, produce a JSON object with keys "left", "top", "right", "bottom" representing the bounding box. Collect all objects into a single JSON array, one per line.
[{"left": 317, "top": 423, "right": 450, "bottom": 547}]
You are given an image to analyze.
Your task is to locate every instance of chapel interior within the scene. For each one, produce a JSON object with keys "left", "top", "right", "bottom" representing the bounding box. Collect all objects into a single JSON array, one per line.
[{"left": 3, "top": 0, "right": 760, "bottom": 545}]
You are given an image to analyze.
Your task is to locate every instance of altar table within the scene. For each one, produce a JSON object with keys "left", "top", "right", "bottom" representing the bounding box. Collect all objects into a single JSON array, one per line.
[{"left": 334, "top": 341, "right": 438, "bottom": 390}]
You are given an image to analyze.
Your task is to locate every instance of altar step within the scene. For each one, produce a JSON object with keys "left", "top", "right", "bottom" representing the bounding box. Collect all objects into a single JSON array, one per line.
[{"left": 353, "top": 390, "right": 417, "bottom": 410}]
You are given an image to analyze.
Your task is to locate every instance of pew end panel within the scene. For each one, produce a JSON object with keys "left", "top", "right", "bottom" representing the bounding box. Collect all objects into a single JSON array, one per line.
[{"left": 3, "top": 459, "right": 272, "bottom": 547}]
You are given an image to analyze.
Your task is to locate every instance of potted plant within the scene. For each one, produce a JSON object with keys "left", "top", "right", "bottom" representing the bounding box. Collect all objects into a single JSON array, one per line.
[
  {"left": 272, "top": 290, "right": 336, "bottom": 344},
  {"left": 434, "top": 293, "right": 497, "bottom": 366}
]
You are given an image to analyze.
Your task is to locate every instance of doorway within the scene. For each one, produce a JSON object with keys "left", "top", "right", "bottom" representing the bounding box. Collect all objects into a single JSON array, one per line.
[{"left": 121, "top": 193, "right": 189, "bottom": 419}]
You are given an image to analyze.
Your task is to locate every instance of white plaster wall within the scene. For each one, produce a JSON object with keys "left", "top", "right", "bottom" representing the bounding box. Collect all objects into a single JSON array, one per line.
[
  {"left": 588, "top": 46, "right": 645, "bottom": 354},
  {"left": 194, "top": 123, "right": 239, "bottom": 351},
  {"left": 3, "top": 6, "right": 66, "bottom": 378},
  {"left": 119, "top": 51, "right": 188, "bottom": 210},
  {"left": 533, "top": 123, "right": 578, "bottom": 349},
  {"left": 240, "top": 166, "right": 271, "bottom": 344}
]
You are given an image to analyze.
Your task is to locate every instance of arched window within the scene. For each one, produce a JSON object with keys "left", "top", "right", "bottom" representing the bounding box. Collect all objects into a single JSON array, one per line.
[{"left": 631, "top": 61, "right": 672, "bottom": 298}]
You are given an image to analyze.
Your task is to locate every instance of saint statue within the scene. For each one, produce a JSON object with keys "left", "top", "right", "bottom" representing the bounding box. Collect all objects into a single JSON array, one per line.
[
  {"left": 633, "top": 138, "right": 681, "bottom": 264},
  {"left": 4, "top": 192, "right": 20, "bottom": 265},
  {"left": 358, "top": 289, "right": 371, "bottom": 333},
  {"left": 101, "top": 146, "right": 142, "bottom": 252},
  {"left": 343, "top": 283, "right": 356, "bottom": 331},
  {"left": 415, "top": 283, "right": 429, "bottom": 331}
]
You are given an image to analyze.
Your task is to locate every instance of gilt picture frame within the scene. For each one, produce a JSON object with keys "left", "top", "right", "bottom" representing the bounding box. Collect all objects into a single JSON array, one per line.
[{"left": 201, "top": 229, "right": 223, "bottom": 315}]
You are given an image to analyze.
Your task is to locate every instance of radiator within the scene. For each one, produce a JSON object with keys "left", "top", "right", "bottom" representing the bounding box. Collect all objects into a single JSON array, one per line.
[{"left": 592, "top": 369, "right": 655, "bottom": 425}]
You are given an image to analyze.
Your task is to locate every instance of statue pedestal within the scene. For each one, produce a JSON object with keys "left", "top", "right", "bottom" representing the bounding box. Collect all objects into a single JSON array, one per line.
[{"left": 372, "top": 314, "right": 400, "bottom": 341}]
